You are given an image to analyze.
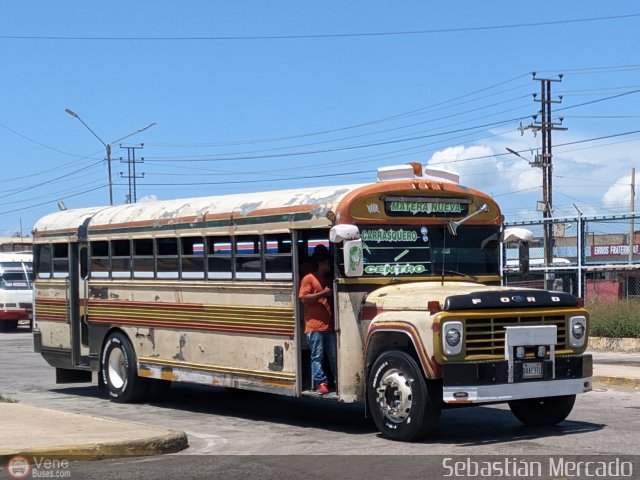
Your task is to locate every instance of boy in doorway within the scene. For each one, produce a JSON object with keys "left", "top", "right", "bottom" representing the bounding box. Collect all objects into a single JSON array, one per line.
[{"left": 299, "top": 247, "right": 336, "bottom": 394}]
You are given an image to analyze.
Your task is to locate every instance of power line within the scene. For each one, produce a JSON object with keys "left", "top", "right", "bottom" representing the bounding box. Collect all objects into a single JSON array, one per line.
[
  {"left": 138, "top": 170, "right": 372, "bottom": 186},
  {"left": 2, "top": 180, "right": 107, "bottom": 207},
  {"left": 146, "top": 97, "right": 533, "bottom": 161},
  {"left": 556, "top": 88, "right": 640, "bottom": 112},
  {"left": 149, "top": 75, "right": 532, "bottom": 149},
  {"left": 0, "top": 185, "right": 107, "bottom": 217},
  {"left": 0, "top": 120, "right": 91, "bottom": 159},
  {"left": 140, "top": 89, "right": 639, "bottom": 165},
  {"left": 147, "top": 116, "right": 529, "bottom": 163},
  {"left": 0, "top": 160, "right": 103, "bottom": 200},
  {"left": 2, "top": 13, "right": 638, "bottom": 41}
]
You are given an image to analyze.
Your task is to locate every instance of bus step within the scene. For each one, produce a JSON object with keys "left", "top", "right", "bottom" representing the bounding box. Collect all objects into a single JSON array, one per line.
[{"left": 301, "top": 389, "right": 338, "bottom": 400}]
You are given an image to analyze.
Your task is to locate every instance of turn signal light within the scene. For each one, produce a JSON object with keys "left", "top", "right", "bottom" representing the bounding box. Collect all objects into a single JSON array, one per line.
[{"left": 427, "top": 301, "right": 441, "bottom": 314}]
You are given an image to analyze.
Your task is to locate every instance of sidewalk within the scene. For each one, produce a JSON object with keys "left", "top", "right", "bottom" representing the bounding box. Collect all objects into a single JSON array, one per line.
[
  {"left": 0, "top": 403, "right": 188, "bottom": 462},
  {"left": 590, "top": 349, "right": 640, "bottom": 388},
  {"left": 0, "top": 351, "right": 636, "bottom": 464}
]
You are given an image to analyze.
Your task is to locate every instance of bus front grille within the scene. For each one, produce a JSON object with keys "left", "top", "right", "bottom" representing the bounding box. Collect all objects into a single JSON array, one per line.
[{"left": 465, "top": 315, "right": 567, "bottom": 358}]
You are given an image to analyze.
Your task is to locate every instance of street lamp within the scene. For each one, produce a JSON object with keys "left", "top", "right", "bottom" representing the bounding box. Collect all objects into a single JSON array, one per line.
[{"left": 65, "top": 108, "right": 156, "bottom": 206}]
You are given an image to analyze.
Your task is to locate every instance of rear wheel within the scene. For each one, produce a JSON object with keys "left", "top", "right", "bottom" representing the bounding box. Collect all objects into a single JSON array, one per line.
[
  {"left": 367, "top": 350, "right": 441, "bottom": 441},
  {"left": 508, "top": 394, "right": 576, "bottom": 426},
  {"left": 101, "top": 331, "right": 149, "bottom": 403}
]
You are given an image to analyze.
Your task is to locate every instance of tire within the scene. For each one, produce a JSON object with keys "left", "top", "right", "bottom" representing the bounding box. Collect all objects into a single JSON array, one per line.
[
  {"left": 101, "top": 331, "right": 149, "bottom": 403},
  {"left": 367, "top": 350, "right": 441, "bottom": 441},
  {"left": 508, "top": 394, "right": 576, "bottom": 426}
]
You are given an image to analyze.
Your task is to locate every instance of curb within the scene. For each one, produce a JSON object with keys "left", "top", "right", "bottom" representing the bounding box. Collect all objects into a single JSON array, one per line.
[
  {"left": 589, "top": 337, "right": 640, "bottom": 352},
  {"left": 0, "top": 429, "right": 188, "bottom": 462},
  {"left": 593, "top": 375, "right": 640, "bottom": 389}
]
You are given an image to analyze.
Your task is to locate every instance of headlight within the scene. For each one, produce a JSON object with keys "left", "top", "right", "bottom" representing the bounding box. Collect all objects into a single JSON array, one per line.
[
  {"left": 569, "top": 315, "right": 587, "bottom": 348},
  {"left": 445, "top": 329, "right": 461, "bottom": 347},
  {"left": 572, "top": 323, "right": 585, "bottom": 340},
  {"left": 442, "top": 321, "right": 463, "bottom": 356}
]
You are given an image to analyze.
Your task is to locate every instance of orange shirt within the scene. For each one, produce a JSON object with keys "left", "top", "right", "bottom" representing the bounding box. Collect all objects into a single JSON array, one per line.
[{"left": 299, "top": 273, "right": 333, "bottom": 333}]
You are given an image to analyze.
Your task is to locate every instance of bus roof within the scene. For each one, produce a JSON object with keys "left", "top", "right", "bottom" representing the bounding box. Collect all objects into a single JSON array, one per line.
[
  {"left": 33, "top": 176, "right": 501, "bottom": 240},
  {"left": 34, "top": 185, "right": 361, "bottom": 240}
]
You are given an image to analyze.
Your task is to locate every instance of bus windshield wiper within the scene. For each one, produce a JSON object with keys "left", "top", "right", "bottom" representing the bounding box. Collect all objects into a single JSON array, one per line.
[{"left": 438, "top": 269, "right": 478, "bottom": 282}]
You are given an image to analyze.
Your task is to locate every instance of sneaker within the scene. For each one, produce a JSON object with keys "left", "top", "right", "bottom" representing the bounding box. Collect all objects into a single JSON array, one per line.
[{"left": 316, "top": 382, "right": 329, "bottom": 395}]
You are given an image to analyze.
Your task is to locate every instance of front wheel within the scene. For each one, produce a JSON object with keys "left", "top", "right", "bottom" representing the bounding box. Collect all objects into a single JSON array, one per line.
[
  {"left": 508, "top": 394, "right": 576, "bottom": 426},
  {"left": 101, "top": 331, "right": 149, "bottom": 403},
  {"left": 367, "top": 350, "right": 441, "bottom": 441}
]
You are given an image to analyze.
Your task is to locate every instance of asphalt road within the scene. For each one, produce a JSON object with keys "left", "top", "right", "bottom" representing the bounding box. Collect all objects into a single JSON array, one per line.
[{"left": 1, "top": 328, "right": 639, "bottom": 479}]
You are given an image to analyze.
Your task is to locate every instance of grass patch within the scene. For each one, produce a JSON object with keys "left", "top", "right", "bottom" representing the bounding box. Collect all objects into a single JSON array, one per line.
[
  {"left": 587, "top": 300, "right": 640, "bottom": 338},
  {"left": 0, "top": 394, "right": 17, "bottom": 403}
]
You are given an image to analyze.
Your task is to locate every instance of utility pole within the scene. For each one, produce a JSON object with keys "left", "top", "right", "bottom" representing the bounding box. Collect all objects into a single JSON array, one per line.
[
  {"left": 119, "top": 144, "right": 145, "bottom": 204},
  {"left": 630, "top": 167, "right": 636, "bottom": 263},
  {"left": 521, "top": 73, "right": 567, "bottom": 288}
]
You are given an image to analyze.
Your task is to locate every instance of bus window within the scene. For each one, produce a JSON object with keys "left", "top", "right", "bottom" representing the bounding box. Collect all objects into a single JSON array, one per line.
[
  {"left": 112, "top": 240, "right": 132, "bottom": 278},
  {"left": 35, "top": 244, "right": 52, "bottom": 279},
  {"left": 133, "top": 239, "right": 154, "bottom": 279},
  {"left": 90, "top": 241, "right": 109, "bottom": 278},
  {"left": 181, "top": 236, "right": 205, "bottom": 279},
  {"left": 52, "top": 243, "right": 69, "bottom": 278},
  {"left": 235, "top": 235, "right": 262, "bottom": 280},
  {"left": 429, "top": 226, "right": 500, "bottom": 276},
  {"left": 265, "top": 233, "right": 293, "bottom": 280},
  {"left": 157, "top": 238, "right": 179, "bottom": 279},
  {"left": 207, "top": 236, "right": 232, "bottom": 280}
]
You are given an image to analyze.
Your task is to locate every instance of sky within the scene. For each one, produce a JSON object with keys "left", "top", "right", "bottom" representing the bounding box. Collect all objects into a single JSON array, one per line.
[{"left": 1, "top": 1, "right": 639, "bottom": 236}]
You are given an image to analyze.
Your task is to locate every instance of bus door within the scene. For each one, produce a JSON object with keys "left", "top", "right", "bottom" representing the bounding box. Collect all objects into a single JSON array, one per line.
[
  {"left": 67, "top": 241, "right": 90, "bottom": 369},
  {"left": 295, "top": 229, "right": 334, "bottom": 395}
]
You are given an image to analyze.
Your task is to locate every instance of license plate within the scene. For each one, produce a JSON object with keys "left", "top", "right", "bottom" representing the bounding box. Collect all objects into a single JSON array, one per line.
[{"left": 523, "top": 362, "right": 543, "bottom": 379}]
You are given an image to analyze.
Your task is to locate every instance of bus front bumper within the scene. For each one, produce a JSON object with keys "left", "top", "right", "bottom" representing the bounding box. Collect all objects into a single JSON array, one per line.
[{"left": 442, "top": 354, "right": 592, "bottom": 404}]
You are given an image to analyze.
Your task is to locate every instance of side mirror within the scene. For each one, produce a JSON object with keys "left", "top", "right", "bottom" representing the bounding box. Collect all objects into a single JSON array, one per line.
[
  {"left": 343, "top": 239, "right": 364, "bottom": 277},
  {"left": 519, "top": 241, "right": 530, "bottom": 275},
  {"left": 330, "top": 224, "right": 360, "bottom": 243}
]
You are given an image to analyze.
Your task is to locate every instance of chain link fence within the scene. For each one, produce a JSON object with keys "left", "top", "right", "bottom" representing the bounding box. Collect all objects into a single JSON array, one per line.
[{"left": 504, "top": 214, "right": 640, "bottom": 300}]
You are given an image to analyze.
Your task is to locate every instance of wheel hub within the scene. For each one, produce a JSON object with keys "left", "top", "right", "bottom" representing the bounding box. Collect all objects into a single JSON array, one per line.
[
  {"left": 375, "top": 368, "right": 413, "bottom": 422},
  {"left": 107, "top": 347, "right": 126, "bottom": 389}
]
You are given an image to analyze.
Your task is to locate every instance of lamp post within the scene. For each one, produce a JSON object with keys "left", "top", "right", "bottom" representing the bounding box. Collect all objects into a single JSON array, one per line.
[{"left": 65, "top": 109, "right": 155, "bottom": 206}]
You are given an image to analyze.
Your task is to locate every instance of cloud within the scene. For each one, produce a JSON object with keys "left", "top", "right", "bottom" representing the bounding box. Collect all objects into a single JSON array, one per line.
[
  {"left": 427, "top": 145, "right": 502, "bottom": 191},
  {"left": 603, "top": 174, "right": 632, "bottom": 208},
  {"left": 138, "top": 194, "right": 158, "bottom": 203},
  {"left": 424, "top": 130, "right": 640, "bottom": 220}
]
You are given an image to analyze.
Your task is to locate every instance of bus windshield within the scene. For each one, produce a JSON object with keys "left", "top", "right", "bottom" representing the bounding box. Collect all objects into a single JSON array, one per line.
[
  {"left": 0, "top": 262, "right": 33, "bottom": 290},
  {"left": 359, "top": 225, "right": 500, "bottom": 278}
]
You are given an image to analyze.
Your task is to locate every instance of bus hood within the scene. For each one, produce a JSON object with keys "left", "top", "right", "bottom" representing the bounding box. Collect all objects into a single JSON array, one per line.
[{"left": 363, "top": 281, "right": 579, "bottom": 312}]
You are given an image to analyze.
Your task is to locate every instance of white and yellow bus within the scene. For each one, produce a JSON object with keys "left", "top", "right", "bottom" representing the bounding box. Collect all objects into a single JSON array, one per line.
[{"left": 33, "top": 164, "right": 592, "bottom": 441}]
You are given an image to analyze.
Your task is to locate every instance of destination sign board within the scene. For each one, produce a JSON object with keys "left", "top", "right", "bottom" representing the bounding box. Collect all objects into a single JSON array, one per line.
[{"left": 383, "top": 196, "right": 470, "bottom": 217}]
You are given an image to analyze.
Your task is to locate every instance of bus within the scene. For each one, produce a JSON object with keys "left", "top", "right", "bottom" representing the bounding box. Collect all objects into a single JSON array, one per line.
[
  {"left": 0, "top": 252, "right": 33, "bottom": 331},
  {"left": 32, "top": 163, "right": 592, "bottom": 441}
]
